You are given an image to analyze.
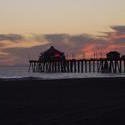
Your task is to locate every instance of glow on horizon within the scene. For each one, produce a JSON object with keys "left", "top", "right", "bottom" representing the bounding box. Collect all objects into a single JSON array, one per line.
[{"left": 0, "top": 0, "right": 125, "bottom": 35}]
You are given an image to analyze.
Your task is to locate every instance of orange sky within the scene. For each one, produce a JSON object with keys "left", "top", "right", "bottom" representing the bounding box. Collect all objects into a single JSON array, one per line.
[
  {"left": 0, "top": 0, "right": 125, "bottom": 35},
  {"left": 0, "top": 0, "right": 125, "bottom": 65}
]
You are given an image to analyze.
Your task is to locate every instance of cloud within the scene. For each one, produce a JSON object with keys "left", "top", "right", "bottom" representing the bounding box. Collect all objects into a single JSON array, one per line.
[
  {"left": 3, "top": 44, "right": 49, "bottom": 66},
  {"left": 0, "top": 34, "right": 49, "bottom": 49},
  {"left": 100, "top": 26, "right": 125, "bottom": 54},
  {"left": 0, "top": 33, "right": 97, "bottom": 65},
  {"left": 45, "top": 34, "right": 69, "bottom": 42},
  {"left": 1, "top": 25, "right": 125, "bottom": 65},
  {"left": 102, "top": 26, "right": 125, "bottom": 45},
  {"left": 0, "top": 34, "right": 24, "bottom": 42},
  {"left": 0, "top": 34, "right": 50, "bottom": 65},
  {"left": 111, "top": 25, "right": 125, "bottom": 33},
  {"left": 44, "top": 34, "right": 95, "bottom": 55}
]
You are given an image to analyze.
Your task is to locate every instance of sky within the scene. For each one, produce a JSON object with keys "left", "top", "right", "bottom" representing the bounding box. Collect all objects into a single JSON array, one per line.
[{"left": 0, "top": 0, "right": 125, "bottom": 65}]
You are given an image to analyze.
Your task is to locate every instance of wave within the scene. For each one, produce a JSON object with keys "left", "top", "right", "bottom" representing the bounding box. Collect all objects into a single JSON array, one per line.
[
  {"left": 0, "top": 77, "right": 45, "bottom": 81},
  {"left": 1, "top": 75, "right": 125, "bottom": 81}
]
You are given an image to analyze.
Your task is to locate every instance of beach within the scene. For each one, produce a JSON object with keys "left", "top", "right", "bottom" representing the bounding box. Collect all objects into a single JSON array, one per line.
[{"left": 0, "top": 77, "right": 125, "bottom": 124}]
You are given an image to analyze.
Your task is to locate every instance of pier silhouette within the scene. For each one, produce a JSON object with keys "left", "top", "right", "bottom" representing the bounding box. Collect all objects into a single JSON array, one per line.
[{"left": 29, "top": 47, "right": 125, "bottom": 73}]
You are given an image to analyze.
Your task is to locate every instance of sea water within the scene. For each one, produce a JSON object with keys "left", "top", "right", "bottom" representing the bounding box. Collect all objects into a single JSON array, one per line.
[{"left": 0, "top": 66, "right": 125, "bottom": 79}]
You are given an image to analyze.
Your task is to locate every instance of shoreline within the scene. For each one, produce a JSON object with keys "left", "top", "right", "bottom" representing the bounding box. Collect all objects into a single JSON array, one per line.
[{"left": 0, "top": 75, "right": 125, "bottom": 81}]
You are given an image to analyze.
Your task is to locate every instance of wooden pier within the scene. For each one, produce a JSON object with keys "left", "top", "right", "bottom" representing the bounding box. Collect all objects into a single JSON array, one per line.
[{"left": 29, "top": 59, "right": 125, "bottom": 73}]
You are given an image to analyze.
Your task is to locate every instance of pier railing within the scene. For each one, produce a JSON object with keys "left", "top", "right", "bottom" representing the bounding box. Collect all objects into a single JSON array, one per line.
[{"left": 29, "top": 59, "right": 125, "bottom": 73}]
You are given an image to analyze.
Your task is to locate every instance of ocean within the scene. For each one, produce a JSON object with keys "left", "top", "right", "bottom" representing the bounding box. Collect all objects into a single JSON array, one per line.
[{"left": 0, "top": 66, "right": 125, "bottom": 79}]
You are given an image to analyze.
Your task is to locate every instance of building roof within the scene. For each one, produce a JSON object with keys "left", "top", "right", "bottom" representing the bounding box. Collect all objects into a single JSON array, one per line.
[
  {"left": 42, "top": 46, "right": 64, "bottom": 56},
  {"left": 107, "top": 51, "right": 120, "bottom": 56}
]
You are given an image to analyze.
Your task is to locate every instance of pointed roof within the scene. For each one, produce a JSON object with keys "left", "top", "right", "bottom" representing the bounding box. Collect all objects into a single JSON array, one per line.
[{"left": 43, "top": 46, "right": 64, "bottom": 55}]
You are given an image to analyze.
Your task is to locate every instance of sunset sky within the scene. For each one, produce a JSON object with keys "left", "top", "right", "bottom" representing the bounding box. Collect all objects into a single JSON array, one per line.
[{"left": 0, "top": 0, "right": 125, "bottom": 65}]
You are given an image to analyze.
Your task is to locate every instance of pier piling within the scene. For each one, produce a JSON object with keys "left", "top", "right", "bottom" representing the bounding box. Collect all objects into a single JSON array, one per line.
[{"left": 29, "top": 59, "right": 125, "bottom": 73}]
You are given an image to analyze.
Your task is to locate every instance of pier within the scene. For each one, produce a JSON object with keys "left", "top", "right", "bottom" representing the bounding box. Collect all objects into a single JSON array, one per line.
[
  {"left": 29, "top": 59, "right": 125, "bottom": 73},
  {"left": 29, "top": 46, "right": 125, "bottom": 73}
]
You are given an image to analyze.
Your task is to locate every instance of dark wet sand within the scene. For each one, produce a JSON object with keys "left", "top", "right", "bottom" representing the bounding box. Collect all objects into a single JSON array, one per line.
[{"left": 0, "top": 77, "right": 125, "bottom": 125}]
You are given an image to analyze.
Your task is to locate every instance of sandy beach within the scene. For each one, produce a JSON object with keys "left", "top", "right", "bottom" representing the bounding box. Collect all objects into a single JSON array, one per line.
[{"left": 0, "top": 77, "right": 125, "bottom": 124}]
